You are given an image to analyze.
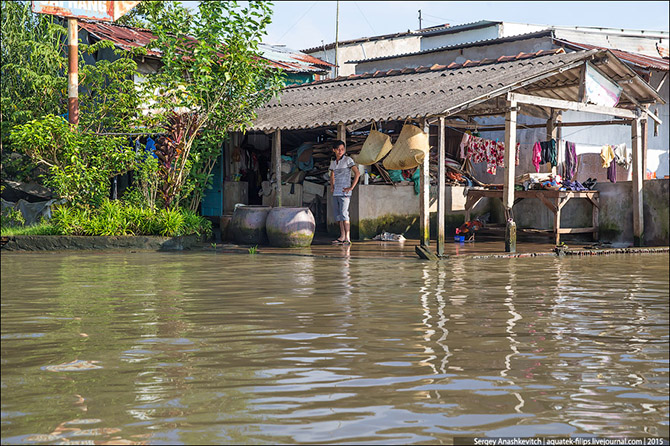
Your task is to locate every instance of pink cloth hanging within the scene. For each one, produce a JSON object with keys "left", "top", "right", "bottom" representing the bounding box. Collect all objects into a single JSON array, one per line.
[{"left": 532, "top": 142, "right": 542, "bottom": 173}]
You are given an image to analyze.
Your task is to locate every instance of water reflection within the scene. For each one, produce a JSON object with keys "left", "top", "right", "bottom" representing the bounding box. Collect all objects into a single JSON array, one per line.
[{"left": 1, "top": 252, "right": 667, "bottom": 443}]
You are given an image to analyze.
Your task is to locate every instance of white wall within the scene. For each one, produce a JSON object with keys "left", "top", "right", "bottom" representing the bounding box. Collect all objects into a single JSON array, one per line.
[
  {"left": 499, "top": 23, "right": 548, "bottom": 38},
  {"left": 553, "top": 29, "right": 669, "bottom": 58},
  {"left": 355, "top": 36, "right": 554, "bottom": 74},
  {"left": 306, "top": 35, "right": 421, "bottom": 77},
  {"left": 420, "top": 25, "right": 500, "bottom": 51}
]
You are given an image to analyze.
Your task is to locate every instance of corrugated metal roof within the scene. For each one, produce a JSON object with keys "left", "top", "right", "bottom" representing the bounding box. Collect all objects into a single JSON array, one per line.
[
  {"left": 346, "top": 30, "right": 554, "bottom": 65},
  {"left": 78, "top": 20, "right": 161, "bottom": 56},
  {"left": 554, "top": 39, "right": 669, "bottom": 71},
  {"left": 258, "top": 43, "right": 334, "bottom": 73},
  {"left": 414, "top": 20, "right": 501, "bottom": 37},
  {"left": 78, "top": 20, "right": 332, "bottom": 73},
  {"left": 301, "top": 20, "right": 501, "bottom": 54},
  {"left": 250, "top": 49, "right": 663, "bottom": 131}
]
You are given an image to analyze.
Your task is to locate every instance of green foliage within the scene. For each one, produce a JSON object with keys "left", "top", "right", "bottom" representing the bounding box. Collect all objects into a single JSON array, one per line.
[
  {"left": 1, "top": 207, "right": 25, "bottom": 227},
  {"left": 0, "top": 0, "right": 67, "bottom": 136},
  {"left": 51, "top": 200, "right": 212, "bottom": 237},
  {"left": 10, "top": 115, "right": 136, "bottom": 207},
  {"left": 1, "top": 221, "right": 61, "bottom": 236},
  {"left": 248, "top": 245, "right": 258, "bottom": 254},
  {"left": 78, "top": 40, "right": 144, "bottom": 134},
  {"left": 140, "top": 0, "right": 284, "bottom": 209},
  {"left": 126, "top": 152, "right": 161, "bottom": 209}
]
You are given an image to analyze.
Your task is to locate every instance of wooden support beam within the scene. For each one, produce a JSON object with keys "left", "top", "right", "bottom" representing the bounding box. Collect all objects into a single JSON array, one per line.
[
  {"left": 442, "top": 59, "right": 587, "bottom": 117},
  {"left": 547, "top": 109, "right": 559, "bottom": 175},
  {"left": 508, "top": 92, "right": 639, "bottom": 120},
  {"left": 641, "top": 114, "right": 648, "bottom": 177},
  {"left": 273, "top": 129, "right": 282, "bottom": 207},
  {"left": 337, "top": 122, "right": 346, "bottom": 147},
  {"left": 503, "top": 100, "right": 517, "bottom": 253},
  {"left": 442, "top": 120, "right": 630, "bottom": 132},
  {"left": 420, "top": 119, "right": 430, "bottom": 247},
  {"left": 631, "top": 118, "right": 644, "bottom": 246},
  {"left": 592, "top": 195, "right": 599, "bottom": 241},
  {"left": 437, "top": 116, "right": 446, "bottom": 257},
  {"left": 557, "top": 227, "right": 597, "bottom": 234}
]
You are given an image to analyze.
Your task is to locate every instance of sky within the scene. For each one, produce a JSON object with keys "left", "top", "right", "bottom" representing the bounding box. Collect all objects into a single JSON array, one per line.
[{"left": 260, "top": 1, "right": 670, "bottom": 51}]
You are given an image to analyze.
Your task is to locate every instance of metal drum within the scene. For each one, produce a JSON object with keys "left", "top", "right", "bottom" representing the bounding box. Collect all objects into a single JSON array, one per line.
[
  {"left": 230, "top": 205, "right": 271, "bottom": 245},
  {"left": 265, "top": 207, "right": 315, "bottom": 248}
]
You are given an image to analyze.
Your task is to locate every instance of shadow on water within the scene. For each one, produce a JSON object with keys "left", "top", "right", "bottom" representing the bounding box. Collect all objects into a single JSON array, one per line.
[{"left": 1, "top": 251, "right": 668, "bottom": 444}]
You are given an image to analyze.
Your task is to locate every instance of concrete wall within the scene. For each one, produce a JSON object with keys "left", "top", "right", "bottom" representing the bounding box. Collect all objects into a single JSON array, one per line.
[
  {"left": 326, "top": 183, "right": 489, "bottom": 240},
  {"left": 595, "top": 179, "right": 669, "bottom": 246},
  {"left": 325, "top": 179, "right": 668, "bottom": 246},
  {"left": 306, "top": 35, "right": 421, "bottom": 78},
  {"left": 355, "top": 36, "right": 554, "bottom": 74},
  {"left": 420, "top": 25, "right": 501, "bottom": 51},
  {"left": 552, "top": 29, "right": 669, "bottom": 58}
]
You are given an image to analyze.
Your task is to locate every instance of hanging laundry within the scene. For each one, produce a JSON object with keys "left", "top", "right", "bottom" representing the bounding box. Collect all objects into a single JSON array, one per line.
[
  {"left": 539, "top": 139, "right": 557, "bottom": 167},
  {"left": 564, "top": 141, "right": 577, "bottom": 181},
  {"left": 607, "top": 158, "right": 617, "bottom": 183},
  {"left": 463, "top": 134, "right": 519, "bottom": 175},
  {"left": 600, "top": 145, "right": 615, "bottom": 168},
  {"left": 532, "top": 142, "right": 542, "bottom": 173},
  {"left": 612, "top": 143, "right": 631, "bottom": 169},
  {"left": 459, "top": 133, "right": 471, "bottom": 159}
]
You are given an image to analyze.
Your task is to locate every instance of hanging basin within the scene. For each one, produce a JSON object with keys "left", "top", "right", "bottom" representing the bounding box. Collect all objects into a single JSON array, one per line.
[
  {"left": 266, "top": 207, "right": 315, "bottom": 248},
  {"left": 230, "top": 205, "right": 272, "bottom": 245}
]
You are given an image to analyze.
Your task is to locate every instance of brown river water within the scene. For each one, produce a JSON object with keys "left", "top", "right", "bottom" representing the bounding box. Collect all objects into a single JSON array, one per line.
[{"left": 1, "top": 251, "right": 668, "bottom": 444}]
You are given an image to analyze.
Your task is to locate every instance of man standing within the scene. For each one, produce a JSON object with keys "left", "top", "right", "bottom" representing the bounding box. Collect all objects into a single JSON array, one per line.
[{"left": 329, "top": 140, "right": 360, "bottom": 245}]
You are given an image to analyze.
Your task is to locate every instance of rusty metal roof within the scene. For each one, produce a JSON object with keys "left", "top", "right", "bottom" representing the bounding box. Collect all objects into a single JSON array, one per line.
[
  {"left": 78, "top": 20, "right": 332, "bottom": 72},
  {"left": 249, "top": 49, "right": 664, "bottom": 131},
  {"left": 78, "top": 20, "right": 160, "bottom": 56},
  {"left": 554, "top": 39, "right": 669, "bottom": 71},
  {"left": 258, "top": 44, "right": 334, "bottom": 73}
]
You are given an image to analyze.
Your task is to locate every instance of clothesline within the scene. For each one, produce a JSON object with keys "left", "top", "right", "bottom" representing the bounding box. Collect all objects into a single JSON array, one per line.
[{"left": 445, "top": 124, "right": 628, "bottom": 148}]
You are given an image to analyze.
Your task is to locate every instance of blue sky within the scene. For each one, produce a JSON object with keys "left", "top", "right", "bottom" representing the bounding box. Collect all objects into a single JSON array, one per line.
[{"left": 260, "top": 1, "right": 670, "bottom": 50}]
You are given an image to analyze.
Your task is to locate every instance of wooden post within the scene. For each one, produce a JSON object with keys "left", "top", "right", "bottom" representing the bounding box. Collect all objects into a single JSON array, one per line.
[
  {"left": 641, "top": 117, "right": 648, "bottom": 179},
  {"left": 67, "top": 18, "right": 79, "bottom": 126},
  {"left": 547, "top": 109, "right": 559, "bottom": 175},
  {"left": 631, "top": 117, "right": 644, "bottom": 246},
  {"left": 337, "top": 122, "right": 346, "bottom": 147},
  {"left": 437, "top": 117, "right": 446, "bottom": 256},
  {"left": 420, "top": 119, "right": 430, "bottom": 247},
  {"left": 503, "top": 100, "right": 518, "bottom": 252},
  {"left": 556, "top": 112, "right": 563, "bottom": 176},
  {"left": 273, "top": 129, "right": 282, "bottom": 207}
]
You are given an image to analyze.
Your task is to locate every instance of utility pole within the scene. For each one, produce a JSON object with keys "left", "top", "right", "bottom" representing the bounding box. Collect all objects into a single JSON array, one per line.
[
  {"left": 68, "top": 18, "right": 79, "bottom": 126},
  {"left": 334, "top": 0, "right": 339, "bottom": 77},
  {"left": 418, "top": 9, "right": 422, "bottom": 30}
]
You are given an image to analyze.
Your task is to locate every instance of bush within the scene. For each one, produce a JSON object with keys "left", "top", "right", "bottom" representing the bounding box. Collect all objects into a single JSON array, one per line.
[
  {"left": 10, "top": 115, "right": 136, "bottom": 207},
  {"left": 1, "top": 221, "right": 61, "bottom": 236},
  {"left": 51, "top": 200, "right": 211, "bottom": 238}
]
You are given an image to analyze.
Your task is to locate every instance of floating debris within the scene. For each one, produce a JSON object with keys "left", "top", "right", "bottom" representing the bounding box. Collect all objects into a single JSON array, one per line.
[
  {"left": 43, "top": 360, "right": 102, "bottom": 372},
  {"left": 23, "top": 434, "right": 62, "bottom": 443},
  {"left": 63, "top": 419, "right": 101, "bottom": 426},
  {"left": 71, "top": 428, "right": 121, "bottom": 436}
]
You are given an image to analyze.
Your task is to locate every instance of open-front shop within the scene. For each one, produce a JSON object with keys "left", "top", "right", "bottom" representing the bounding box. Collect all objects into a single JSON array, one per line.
[{"left": 236, "top": 48, "right": 663, "bottom": 255}]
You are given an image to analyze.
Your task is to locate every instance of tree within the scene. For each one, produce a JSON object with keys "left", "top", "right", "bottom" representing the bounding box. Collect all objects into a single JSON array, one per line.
[
  {"left": 141, "top": 0, "right": 284, "bottom": 209},
  {"left": 0, "top": 0, "right": 67, "bottom": 148}
]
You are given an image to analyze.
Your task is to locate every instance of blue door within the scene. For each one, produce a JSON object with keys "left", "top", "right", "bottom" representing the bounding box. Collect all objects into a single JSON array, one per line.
[{"left": 201, "top": 151, "right": 224, "bottom": 217}]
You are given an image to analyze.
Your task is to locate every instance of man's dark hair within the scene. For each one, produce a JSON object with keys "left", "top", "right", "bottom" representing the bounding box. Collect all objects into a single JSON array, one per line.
[{"left": 332, "top": 140, "right": 345, "bottom": 150}]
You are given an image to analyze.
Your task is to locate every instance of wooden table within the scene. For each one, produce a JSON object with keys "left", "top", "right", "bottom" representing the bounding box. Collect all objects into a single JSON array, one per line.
[{"left": 464, "top": 189, "right": 600, "bottom": 245}]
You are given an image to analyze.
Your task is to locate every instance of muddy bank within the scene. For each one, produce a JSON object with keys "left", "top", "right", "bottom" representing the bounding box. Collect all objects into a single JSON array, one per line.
[{"left": 2, "top": 235, "right": 202, "bottom": 252}]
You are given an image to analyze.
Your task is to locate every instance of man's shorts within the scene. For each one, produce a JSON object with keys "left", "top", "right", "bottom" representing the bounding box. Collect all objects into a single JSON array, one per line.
[{"left": 332, "top": 195, "right": 350, "bottom": 222}]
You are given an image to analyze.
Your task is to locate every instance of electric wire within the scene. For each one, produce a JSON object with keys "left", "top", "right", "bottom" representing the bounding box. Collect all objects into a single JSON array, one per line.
[
  {"left": 353, "top": 2, "right": 376, "bottom": 35},
  {"left": 277, "top": 1, "right": 319, "bottom": 43}
]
